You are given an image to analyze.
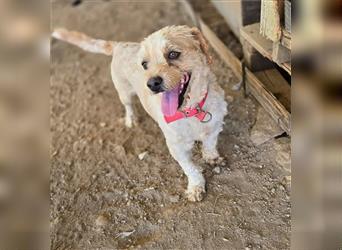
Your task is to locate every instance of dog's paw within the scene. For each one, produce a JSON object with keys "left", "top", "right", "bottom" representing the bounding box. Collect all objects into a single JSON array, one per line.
[
  {"left": 125, "top": 117, "right": 133, "bottom": 128},
  {"left": 186, "top": 184, "right": 206, "bottom": 202},
  {"left": 202, "top": 150, "right": 219, "bottom": 162},
  {"left": 203, "top": 153, "right": 226, "bottom": 166},
  {"left": 119, "top": 117, "right": 136, "bottom": 128},
  {"left": 210, "top": 157, "right": 226, "bottom": 166}
]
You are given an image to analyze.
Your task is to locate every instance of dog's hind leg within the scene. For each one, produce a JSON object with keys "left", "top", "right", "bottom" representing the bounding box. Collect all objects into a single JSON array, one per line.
[{"left": 165, "top": 138, "right": 205, "bottom": 202}]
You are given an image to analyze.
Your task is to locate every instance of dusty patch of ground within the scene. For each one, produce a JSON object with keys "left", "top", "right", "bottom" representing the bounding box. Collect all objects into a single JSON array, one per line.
[{"left": 51, "top": 1, "right": 290, "bottom": 249}]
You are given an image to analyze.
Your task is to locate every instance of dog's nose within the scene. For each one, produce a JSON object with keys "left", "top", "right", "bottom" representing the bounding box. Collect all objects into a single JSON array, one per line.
[{"left": 147, "top": 76, "right": 164, "bottom": 93}]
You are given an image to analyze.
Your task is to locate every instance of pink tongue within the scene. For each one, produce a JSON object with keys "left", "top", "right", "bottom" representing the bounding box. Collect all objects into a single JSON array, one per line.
[{"left": 161, "top": 85, "right": 180, "bottom": 116}]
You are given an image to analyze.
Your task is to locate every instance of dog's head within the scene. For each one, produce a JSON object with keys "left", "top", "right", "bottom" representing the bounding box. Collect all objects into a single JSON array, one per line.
[{"left": 138, "top": 25, "right": 212, "bottom": 116}]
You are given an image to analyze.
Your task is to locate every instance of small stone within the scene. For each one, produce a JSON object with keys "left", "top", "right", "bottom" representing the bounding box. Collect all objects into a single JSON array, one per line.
[
  {"left": 213, "top": 167, "right": 221, "bottom": 174},
  {"left": 138, "top": 151, "right": 148, "bottom": 160},
  {"left": 226, "top": 95, "right": 234, "bottom": 103},
  {"left": 169, "top": 195, "right": 180, "bottom": 203},
  {"left": 95, "top": 214, "right": 109, "bottom": 227},
  {"left": 76, "top": 222, "right": 84, "bottom": 231},
  {"left": 259, "top": 165, "right": 263, "bottom": 169},
  {"left": 100, "top": 122, "right": 106, "bottom": 127},
  {"left": 157, "top": 219, "right": 163, "bottom": 224}
]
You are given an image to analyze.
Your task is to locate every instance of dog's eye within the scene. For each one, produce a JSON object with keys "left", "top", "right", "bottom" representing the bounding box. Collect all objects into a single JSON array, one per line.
[
  {"left": 141, "top": 61, "right": 148, "bottom": 70},
  {"left": 168, "top": 51, "right": 181, "bottom": 60}
]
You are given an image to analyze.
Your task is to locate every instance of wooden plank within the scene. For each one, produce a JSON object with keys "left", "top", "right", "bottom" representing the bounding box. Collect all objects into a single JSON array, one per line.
[
  {"left": 240, "top": 23, "right": 291, "bottom": 74},
  {"left": 199, "top": 18, "right": 291, "bottom": 134},
  {"left": 181, "top": 0, "right": 291, "bottom": 135},
  {"left": 246, "top": 69, "right": 291, "bottom": 134},
  {"left": 254, "top": 69, "right": 291, "bottom": 112},
  {"left": 284, "top": 0, "right": 291, "bottom": 34},
  {"left": 198, "top": 18, "right": 242, "bottom": 80},
  {"left": 241, "top": 36, "right": 274, "bottom": 72},
  {"left": 260, "top": 0, "right": 283, "bottom": 42},
  {"left": 210, "top": 0, "right": 242, "bottom": 37},
  {"left": 180, "top": 0, "right": 200, "bottom": 28},
  {"left": 272, "top": 41, "right": 290, "bottom": 64},
  {"left": 241, "top": 23, "right": 273, "bottom": 59},
  {"left": 281, "top": 29, "right": 291, "bottom": 50}
]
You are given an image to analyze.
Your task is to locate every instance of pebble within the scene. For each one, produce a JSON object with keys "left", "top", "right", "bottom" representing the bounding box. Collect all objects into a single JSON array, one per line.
[
  {"left": 226, "top": 95, "right": 234, "bottom": 103},
  {"left": 213, "top": 167, "right": 221, "bottom": 174},
  {"left": 138, "top": 151, "right": 148, "bottom": 160},
  {"left": 169, "top": 194, "right": 180, "bottom": 203},
  {"left": 100, "top": 122, "right": 106, "bottom": 127},
  {"left": 95, "top": 214, "right": 109, "bottom": 227}
]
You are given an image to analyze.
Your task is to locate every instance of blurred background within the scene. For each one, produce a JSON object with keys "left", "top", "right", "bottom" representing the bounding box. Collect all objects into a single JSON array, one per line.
[
  {"left": 0, "top": 0, "right": 49, "bottom": 249},
  {"left": 0, "top": 0, "right": 341, "bottom": 249}
]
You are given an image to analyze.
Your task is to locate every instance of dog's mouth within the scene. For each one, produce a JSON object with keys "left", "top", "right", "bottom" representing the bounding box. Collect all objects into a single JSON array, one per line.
[{"left": 161, "top": 72, "right": 191, "bottom": 116}]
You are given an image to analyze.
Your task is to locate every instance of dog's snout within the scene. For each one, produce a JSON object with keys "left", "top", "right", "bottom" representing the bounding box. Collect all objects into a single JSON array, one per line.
[{"left": 147, "top": 76, "right": 164, "bottom": 93}]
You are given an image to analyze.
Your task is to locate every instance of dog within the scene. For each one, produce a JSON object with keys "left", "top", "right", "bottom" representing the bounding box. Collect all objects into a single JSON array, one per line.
[{"left": 52, "top": 25, "right": 227, "bottom": 201}]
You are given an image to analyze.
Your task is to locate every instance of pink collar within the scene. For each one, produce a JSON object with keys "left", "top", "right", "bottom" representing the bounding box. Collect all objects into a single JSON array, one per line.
[{"left": 164, "top": 92, "right": 212, "bottom": 124}]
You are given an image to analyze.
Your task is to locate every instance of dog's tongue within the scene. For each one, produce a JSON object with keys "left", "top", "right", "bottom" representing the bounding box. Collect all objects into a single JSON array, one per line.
[{"left": 161, "top": 85, "right": 180, "bottom": 116}]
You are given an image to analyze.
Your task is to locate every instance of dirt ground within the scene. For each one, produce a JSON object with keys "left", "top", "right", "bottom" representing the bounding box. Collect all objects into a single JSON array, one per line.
[{"left": 51, "top": 1, "right": 291, "bottom": 249}]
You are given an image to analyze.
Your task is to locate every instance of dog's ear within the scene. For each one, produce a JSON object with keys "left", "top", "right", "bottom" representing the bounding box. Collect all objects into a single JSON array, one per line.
[{"left": 191, "top": 27, "right": 212, "bottom": 64}]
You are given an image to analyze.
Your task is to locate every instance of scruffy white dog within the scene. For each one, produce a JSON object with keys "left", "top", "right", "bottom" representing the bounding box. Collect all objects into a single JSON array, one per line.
[{"left": 52, "top": 25, "right": 227, "bottom": 201}]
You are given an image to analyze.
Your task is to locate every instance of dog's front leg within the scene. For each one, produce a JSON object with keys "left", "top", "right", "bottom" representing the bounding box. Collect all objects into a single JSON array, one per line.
[
  {"left": 166, "top": 138, "right": 205, "bottom": 202},
  {"left": 202, "top": 129, "right": 224, "bottom": 165}
]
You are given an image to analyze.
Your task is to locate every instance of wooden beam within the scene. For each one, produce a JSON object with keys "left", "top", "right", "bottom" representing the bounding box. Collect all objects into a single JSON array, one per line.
[
  {"left": 181, "top": 0, "right": 291, "bottom": 135},
  {"left": 254, "top": 69, "right": 291, "bottom": 112},
  {"left": 199, "top": 18, "right": 291, "bottom": 135},
  {"left": 260, "top": 0, "right": 283, "bottom": 42},
  {"left": 240, "top": 23, "right": 291, "bottom": 75},
  {"left": 198, "top": 18, "right": 242, "bottom": 80},
  {"left": 246, "top": 69, "right": 290, "bottom": 134},
  {"left": 281, "top": 29, "right": 291, "bottom": 50},
  {"left": 272, "top": 41, "right": 291, "bottom": 64}
]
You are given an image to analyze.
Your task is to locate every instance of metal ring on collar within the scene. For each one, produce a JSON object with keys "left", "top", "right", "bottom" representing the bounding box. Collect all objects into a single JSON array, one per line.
[{"left": 201, "top": 111, "right": 212, "bottom": 123}]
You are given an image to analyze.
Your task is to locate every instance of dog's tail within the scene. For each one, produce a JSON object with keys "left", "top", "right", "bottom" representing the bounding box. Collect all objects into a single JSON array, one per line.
[{"left": 52, "top": 28, "right": 115, "bottom": 56}]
